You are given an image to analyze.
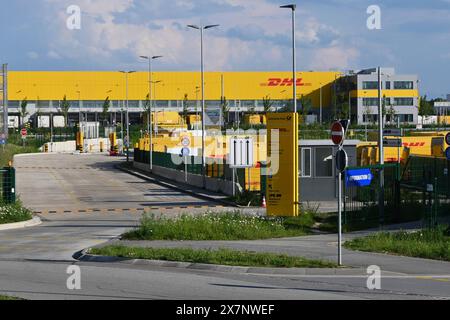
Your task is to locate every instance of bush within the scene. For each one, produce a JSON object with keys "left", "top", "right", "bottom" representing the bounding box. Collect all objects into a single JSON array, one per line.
[{"left": 0, "top": 201, "right": 33, "bottom": 224}]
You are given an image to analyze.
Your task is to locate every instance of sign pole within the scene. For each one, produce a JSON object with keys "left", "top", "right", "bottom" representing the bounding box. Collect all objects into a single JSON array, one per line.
[{"left": 338, "top": 165, "right": 343, "bottom": 266}]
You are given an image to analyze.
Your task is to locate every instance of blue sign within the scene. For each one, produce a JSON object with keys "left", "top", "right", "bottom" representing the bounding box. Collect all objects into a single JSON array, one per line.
[
  {"left": 0, "top": 139, "right": 6, "bottom": 145},
  {"left": 446, "top": 147, "right": 450, "bottom": 161},
  {"left": 181, "top": 147, "right": 190, "bottom": 157},
  {"left": 346, "top": 169, "right": 374, "bottom": 187}
]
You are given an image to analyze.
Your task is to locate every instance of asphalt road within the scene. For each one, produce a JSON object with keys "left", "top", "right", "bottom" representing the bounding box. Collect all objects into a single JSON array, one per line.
[{"left": 0, "top": 154, "right": 449, "bottom": 300}]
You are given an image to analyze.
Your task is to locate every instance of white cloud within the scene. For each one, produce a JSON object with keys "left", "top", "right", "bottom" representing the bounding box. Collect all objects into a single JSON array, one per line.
[
  {"left": 310, "top": 46, "right": 360, "bottom": 70},
  {"left": 27, "top": 52, "right": 39, "bottom": 60}
]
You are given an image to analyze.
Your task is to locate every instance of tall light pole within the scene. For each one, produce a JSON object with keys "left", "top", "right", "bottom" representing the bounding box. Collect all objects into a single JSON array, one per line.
[
  {"left": 378, "top": 66, "right": 385, "bottom": 226},
  {"left": 76, "top": 90, "right": 81, "bottom": 126},
  {"left": 188, "top": 23, "right": 219, "bottom": 188},
  {"left": 140, "top": 55, "right": 163, "bottom": 172},
  {"left": 119, "top": 70, "right": 136, "bottom": 162},
  {"left": 281, "top": 4, "right": 297, "bottom": 113}
]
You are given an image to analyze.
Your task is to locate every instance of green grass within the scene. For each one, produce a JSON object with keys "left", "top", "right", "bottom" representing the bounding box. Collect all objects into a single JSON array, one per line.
[
  {"left": 0, "top": 143, "right": 39, "bottom": 167},
  {"left": 345, "top": 226, "right": 450, "bottom": 261},
  {"left": 123, "top": 212, "right": 314, "bottom": 241},
  {"left": 0, "top": 201, "right": 33, "bottom": 225},
  {"left": 90, "top": 246, "right": 337, "bottom": 268},
  {"left": 0, "top": 295, "right": 22, "bottom": 301}
]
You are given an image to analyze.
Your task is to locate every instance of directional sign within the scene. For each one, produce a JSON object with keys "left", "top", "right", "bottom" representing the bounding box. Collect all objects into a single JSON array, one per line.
[
  {"left": 383, "top": 138, "right": 402, "bottom": 148},
  {"left": 446, "top": 133, "right": 450, "bottom": 146},
  {"left": 229, "top": 138, "right": 254, "bottom": 168},
  {"left": 446, "top": 147, "right": 450, "bottom": 161},
  {"left": 384, "top": 129, "right": 403, "bottom": 137},
  {"left": 331, "top": 122, "right": 345, "bottom": 145},
  {"left": 336, "top": 149, "right": 348, "bottom": 173},
  {"left": 346, "top": 168, "right": 374, "bottom": 187}
]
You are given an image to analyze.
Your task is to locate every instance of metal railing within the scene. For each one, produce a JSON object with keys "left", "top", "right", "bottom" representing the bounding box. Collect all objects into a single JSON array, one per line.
[{"left": 0, "top": 167, "right": 15, "bottom": 204}]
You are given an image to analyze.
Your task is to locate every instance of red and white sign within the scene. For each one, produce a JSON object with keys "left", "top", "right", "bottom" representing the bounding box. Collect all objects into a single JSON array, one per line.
[
  {"left": 21, "top": 128, "right": 28, "bottom": 137},
  {"left": 331, "top": 122, "right": 344, "bottom": 145},
  {"left": 446, "top": 133, "right": 450, "bottom": 146}
]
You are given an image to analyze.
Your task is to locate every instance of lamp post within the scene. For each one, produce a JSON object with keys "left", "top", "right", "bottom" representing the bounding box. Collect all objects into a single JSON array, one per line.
[
  {"left": 119, "top": 70, "right": 136, "bottom": 162},
  {"left": 188, "top": 23, "right": 219, "bottom": 188},
  {"left": 140, "top": 55, "right": 163, "bottom": 172},
  {"left": 280, "top": 4, "right": 297, "bottom": 113}
]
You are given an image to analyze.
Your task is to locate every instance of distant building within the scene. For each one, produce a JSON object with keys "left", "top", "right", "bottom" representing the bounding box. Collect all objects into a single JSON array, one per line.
[
  {"left": 335, "top": 68, "right": 420, "bottom": 125},
  {"left": 434, "top": 95, "right": 450, "bottom": 115}
]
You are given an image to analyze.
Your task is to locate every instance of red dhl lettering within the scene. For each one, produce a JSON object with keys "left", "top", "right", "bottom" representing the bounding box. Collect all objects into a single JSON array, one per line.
[
  {"left": 403, "top": 142, "right": 426, "bottom": 147},
  {"left": 264, "top": 78, "right": 309, "bottom": 87}
]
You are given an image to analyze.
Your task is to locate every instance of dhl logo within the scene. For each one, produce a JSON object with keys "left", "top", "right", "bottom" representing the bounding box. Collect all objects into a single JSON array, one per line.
[
  {"left": 261, "top": 78, "right": 312, "bottom": 87},
  {"left": 403, "top": 142, "right": 426, "bottom": 147}
]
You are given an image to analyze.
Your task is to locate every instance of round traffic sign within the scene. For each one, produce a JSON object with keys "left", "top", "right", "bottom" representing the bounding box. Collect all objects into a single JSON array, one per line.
[
  {"left": 331, "top": 122, "right": 345, "bottom": 145},
  {"left": 336, "top": 149, "right": 348, "bottom": 173},
  {"left": 21, "top": 128, "right": 27, "bottom": 137},
  {"left": 181, "top": 136, "right": 190, "bottom": 147},
  {"left": 445, "top": 133, "right": 450, "bottom": 146},
  {"left": 446, "top": 147, "right": 450, "bottom": 161}
]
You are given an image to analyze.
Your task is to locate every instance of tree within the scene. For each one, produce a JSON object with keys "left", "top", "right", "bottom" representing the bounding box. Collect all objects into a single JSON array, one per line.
[
  {"left": 20, "top": 98, "right": 29, "bottom": 128},
  {"left": 262, "top": 95, "right": 273, "bottom": 113},
  {"left": 299, "top": 95, "right": 312, "bottom": 120},
  {"left": 220, "top": 96, "right": 229, "bottom": 128},
  {"left": 182, "top": 94, "right": 190, "bottom": 125},
  {"left": 419, "top": 95, "right": 435, "bottom": 125},
  {"left": 102, "top": 96, "right": 111, "bottom": 126},
  {"left": 142, "top": 93, "right": 151, "bottom": 130},
  {"left": 58, "top": 95, "right": 71, "bottom": 127}
]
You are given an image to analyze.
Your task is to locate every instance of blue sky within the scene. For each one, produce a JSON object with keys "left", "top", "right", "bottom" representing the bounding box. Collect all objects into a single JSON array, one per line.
[{"left": 0, "top": 0, "right": 449, "bottom": 98}]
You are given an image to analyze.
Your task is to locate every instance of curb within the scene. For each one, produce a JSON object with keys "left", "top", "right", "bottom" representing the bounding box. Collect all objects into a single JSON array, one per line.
[
  {"left": 0, "top": 217, "right": 42, "bottom": 231},
  {"left": 74, "top": 248, "right": 364, "bottom": 276},
  {"left": 116, "top": 164, "right": 240, "bottom": 209}
]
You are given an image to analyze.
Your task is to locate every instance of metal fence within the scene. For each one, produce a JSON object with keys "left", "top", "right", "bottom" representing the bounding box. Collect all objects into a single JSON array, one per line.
[
  {"left": 0, "top": 167, "right": 15, "bottom": 204},
  {"left": 343, "top": 164, "right": 400, "bottom": 228},
  {"left": 134, "top": 150, "right": 246, "bottom": 186}
]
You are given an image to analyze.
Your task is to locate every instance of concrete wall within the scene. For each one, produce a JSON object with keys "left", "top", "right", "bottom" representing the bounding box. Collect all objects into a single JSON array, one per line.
[{"left": 133, "top": 161, "right": 239, "bottom": 196}]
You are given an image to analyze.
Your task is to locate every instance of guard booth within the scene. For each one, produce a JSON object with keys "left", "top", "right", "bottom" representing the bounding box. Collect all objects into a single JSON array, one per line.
[
  {"left": 299, "top": 140, "right": 360, "bottom": 202},
  {"left": 0, "top": 167, "right": 16, "bottom": 204}
]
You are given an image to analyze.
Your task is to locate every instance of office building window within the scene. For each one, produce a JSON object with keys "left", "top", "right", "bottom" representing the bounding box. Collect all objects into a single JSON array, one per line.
[
  {"left": 363, "top": 98, "right": 379, "bottom": 107},
  {"left": 394, "top": 98, "right": 414, "bottom": 106},
  {"left": 385, "top": 81, "right": 391, "bottom": 90},
  {"left": 301, "top": 148, "right": 312, "bottom": 178},
  {"left": 315, "top": 147, "right": 333, "bottom": 177},
  {"left": 399, "top": 114, "right": 414, "bottom": 123},
  {"left": 362, "top": 81, "right": 379, "bottom": 90},
  {"left": 394, "top": 81, "right": 414, "bottom": 90}
]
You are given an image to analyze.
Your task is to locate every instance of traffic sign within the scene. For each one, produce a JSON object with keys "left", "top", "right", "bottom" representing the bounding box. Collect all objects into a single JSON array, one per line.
[
  {"left": 181, "top": 147, "right": 190, "bottom": 157},
  {"left": 346, "top": 169, "right": 373, "bottom": 187},
  {"left": 21, "top": 128, "right": 27, "bottom": 137},
  {"left": 384, "top": 129, "right": 403, "bottom": 137},
  {"left": 446, "top": 133, "right": 450, "bottom": 146},
  {"left": 383, "top": 138, "right": 402, "bottom": 148},
  {"left": 0, "top": 139, "right": 6, "bottom": 145},
  {"left": 445, "top": 147, "right": 450, "bottom": 161},
  {"left": 331, "top": 122, "right": 345, "bottom": 145},
  {"left": 229, "top": 137, "right": 254, "bottom": 168},
  {"left": 181, "top": 136, "right": 190, "bottom": 147},
  {"left": 336, "top": 149, "right": 348, "bottom": 173}
]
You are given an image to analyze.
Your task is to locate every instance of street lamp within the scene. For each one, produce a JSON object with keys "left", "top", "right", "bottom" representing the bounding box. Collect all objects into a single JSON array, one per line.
[
  {"left": 280, "top": 4, "right": 297, "bottom": 113},
  {"left": 119, "top": 70, "right": 136, "bottom": 162},
  {"left": 188, "top": 23, "right": 219, "bottom": 188},
  {"left": 140, "top": 55, "right": 163, "bottom": 172}
]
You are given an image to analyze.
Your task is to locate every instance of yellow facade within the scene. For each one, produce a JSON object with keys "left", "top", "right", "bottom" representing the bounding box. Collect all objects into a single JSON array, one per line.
[{"left": 8, "top": 71, "right": 340, "bottom": 106}]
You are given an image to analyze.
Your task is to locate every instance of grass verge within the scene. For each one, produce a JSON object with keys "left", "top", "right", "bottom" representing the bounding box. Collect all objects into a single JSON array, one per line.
[
  {"left": 345, "top": 226, "right": 450, "bottom": 262},
  {"left": 0, "top": 295, "right": 22, "bottom": 300},
  {"left": 89, "top": 246, "right": 337, "bottom": 268},
  {"left": 123, "top": 211, "right": 315, "bottom": 241},
  {"left": 0, "top": 201, "right": 33, "bottom": 225},
  {"left": 0, "top": 144, "right": 39, "bottom": 167}
]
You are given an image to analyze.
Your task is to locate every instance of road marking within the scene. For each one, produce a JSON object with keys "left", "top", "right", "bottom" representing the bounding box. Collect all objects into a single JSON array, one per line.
[{"left": 33, "top": 205, "right": 228, "bottom": 215}]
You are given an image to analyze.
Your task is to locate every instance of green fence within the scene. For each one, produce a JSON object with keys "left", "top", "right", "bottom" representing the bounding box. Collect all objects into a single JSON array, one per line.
[
  {"left": 134, "top": 150, "right": 246, "bottom": 186},
  {"left": 400, "top": 155, "right": 450, "bottom": 227},
  {"left": 344, "top": 164, "right": 400, "bottom": 228},
  {"left": 0, "top": 167, "right": 16, "bottom": 204}
]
